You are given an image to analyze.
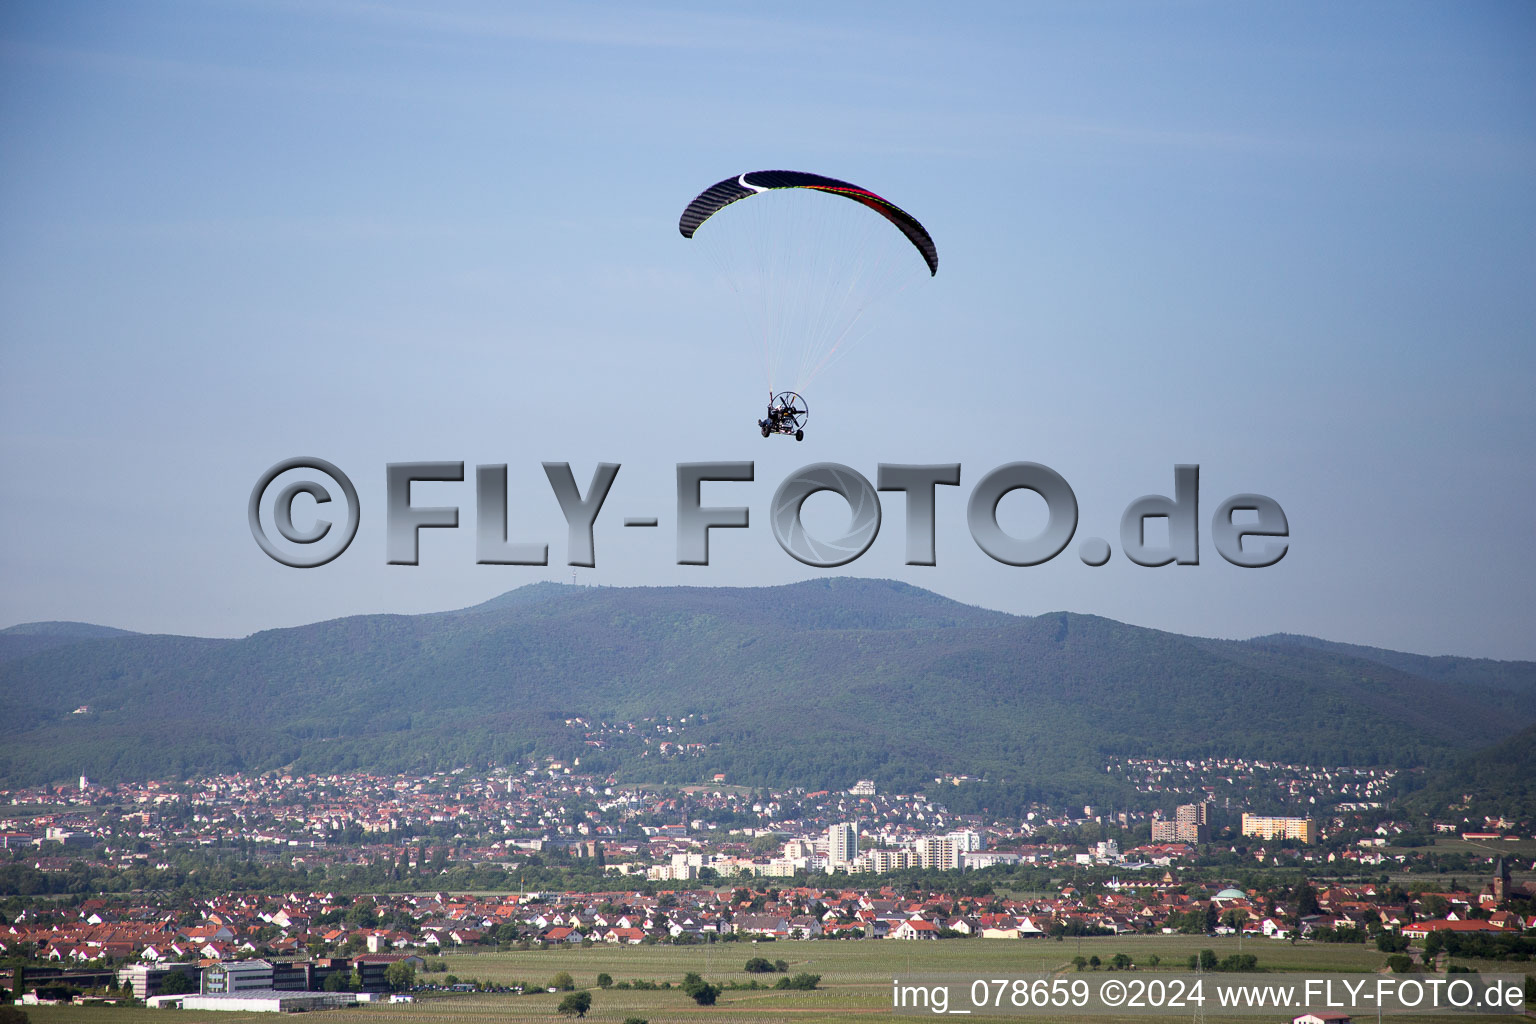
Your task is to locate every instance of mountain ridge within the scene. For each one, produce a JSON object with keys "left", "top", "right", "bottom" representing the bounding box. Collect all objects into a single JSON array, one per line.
[{"left": 2, "top": 580, "right": 1531, "bottom": 810}]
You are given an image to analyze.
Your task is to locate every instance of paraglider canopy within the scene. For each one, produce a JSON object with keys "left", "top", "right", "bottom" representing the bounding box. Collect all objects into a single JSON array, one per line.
[
  {"left": 680, "top": 168, "right": 938, "bottom": 409},
  {"left": 679, "top": 169, "right": 937, "bottom": 276}
]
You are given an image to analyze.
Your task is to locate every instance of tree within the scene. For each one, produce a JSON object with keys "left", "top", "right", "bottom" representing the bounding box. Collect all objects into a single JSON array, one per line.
[
  {"left": 1296, "top": 883, "right": 1321, "bottom": 919},
  {"left": 743, "top": 957, "right": 774, "bottom": 973},
  {"left": 682, "top": 972, "right": 720, "bottom": 1006},
  {"left": 550, "top": 971, "right": 576, "bottom": 992},
  {"left": 1071, "top": 956, "right": 1087, "bottom": 972},
  {"left": 383, "top": 962, "right": 415, "bottom": 993},
  {"left": 1110, "top": 953, "right": 1131, "bottom": 970},
  {"left": 596, "top": 973, "right": 613, "bottom": 989},
  {"left": 774, "top": 973, "right": 820, "bottom": 991},
  {"left": 159, "top": 971, "right": 198, "bottom": 996},
  {"left": 557, "top": 991, "right": 592, "bottom": 1018},
  {"left": 345, "top": 903, "right": 379, "bottom": 928},
  {"left": 1087, "top": 955, "right": 1101, "bottom": 970}
]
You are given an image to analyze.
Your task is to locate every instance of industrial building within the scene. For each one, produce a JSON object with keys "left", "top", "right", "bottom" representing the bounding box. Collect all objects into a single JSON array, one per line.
[{"left": 146, "top": 989, "right": 358, "bottom": 1012}]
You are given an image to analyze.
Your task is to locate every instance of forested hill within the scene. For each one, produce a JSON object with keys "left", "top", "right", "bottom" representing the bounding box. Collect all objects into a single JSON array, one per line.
[
  {"left": 0, "top": 620, "right": 138, "bottom": 665},
  {"left": 1403, "top": 721, "right": 1536, "bottom": 821},
  {"left": 2, "top": 579, "right": 1532, "bottom": 809}
]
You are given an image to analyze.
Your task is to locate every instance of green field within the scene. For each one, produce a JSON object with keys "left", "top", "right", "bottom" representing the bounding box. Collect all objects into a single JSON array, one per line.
[
  {"left": 20, "top": 935, "right": 1532, "bottom": 1024},
  {"left": 1381, "top": 837, "right": 1536, "bottom": 858}
]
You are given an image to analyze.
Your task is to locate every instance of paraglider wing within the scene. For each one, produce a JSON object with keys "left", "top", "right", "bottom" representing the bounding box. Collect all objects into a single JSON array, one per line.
[{"left": 679, "top": 170, "right": 938, "bottom": 276}]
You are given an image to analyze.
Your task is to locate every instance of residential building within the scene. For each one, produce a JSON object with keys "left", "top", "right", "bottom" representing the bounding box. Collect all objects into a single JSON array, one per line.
[
  {"left": 1241, "top": 814, "right": 1316, "bottom": 844},
  {"left": 912, "top": 835, "right": 959, "bottom": 871},
  {"left": 827, "top": 823, "right": 858, "bottom": 869},
  {"left": 1152, "top": 802, "right": 1210, "bottom": 843}
]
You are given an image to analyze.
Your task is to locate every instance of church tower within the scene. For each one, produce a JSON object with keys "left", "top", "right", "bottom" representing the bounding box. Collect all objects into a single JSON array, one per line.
[{"left": 1491, "top": 856, "right": 1511, "bottom": 903}]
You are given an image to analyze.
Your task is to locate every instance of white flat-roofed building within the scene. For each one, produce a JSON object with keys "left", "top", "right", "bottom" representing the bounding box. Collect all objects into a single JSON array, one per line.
[
  {"left": 948, "top": 829, "right": 983, "bottom": 852},
  {"left": 962, "top": 851, "right": 1021, "bottom": 869},
  {"left": 857, "top": 847, "right": 914, "bottom": 873},
  {"left": 147, "top": 990, "right": 357, "bottom": 1013}
]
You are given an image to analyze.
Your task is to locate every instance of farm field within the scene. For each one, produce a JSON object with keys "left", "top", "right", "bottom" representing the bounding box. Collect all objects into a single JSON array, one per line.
[
  {"left": 1383, "top": 837, "right": 1536, "bottom": 859},
  {"left": 20, "top": 935, "right": 1531, "bottom": 1024}
]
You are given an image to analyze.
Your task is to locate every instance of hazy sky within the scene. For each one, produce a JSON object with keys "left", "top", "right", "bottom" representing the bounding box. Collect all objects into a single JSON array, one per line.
[{"left": 2, "top": 2, "right": 1533, "bottom": 659}]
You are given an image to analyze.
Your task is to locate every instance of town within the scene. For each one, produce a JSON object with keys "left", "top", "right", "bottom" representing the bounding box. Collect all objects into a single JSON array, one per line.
[{"left": 2, "top": 763, "right": 1532, "bottom": 1012}]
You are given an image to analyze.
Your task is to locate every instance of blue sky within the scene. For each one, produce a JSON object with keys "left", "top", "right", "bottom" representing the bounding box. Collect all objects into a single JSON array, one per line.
[{"left": 2, "top": 1, "right": 1533, "bottom": 658}]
